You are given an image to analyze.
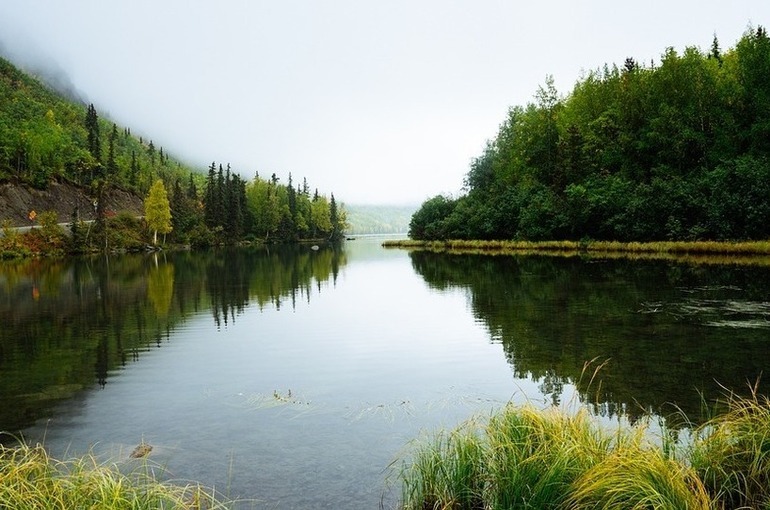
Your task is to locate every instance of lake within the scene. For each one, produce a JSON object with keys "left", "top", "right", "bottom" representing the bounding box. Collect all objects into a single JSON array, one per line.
[{"left": 2, "top": 237, "right": 770, "bottom": 508}]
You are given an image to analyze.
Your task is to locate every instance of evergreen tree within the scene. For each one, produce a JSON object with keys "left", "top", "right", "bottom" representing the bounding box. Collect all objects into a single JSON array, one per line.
[
  {"left": 187, "top": 172, "right": 198, "bottom": 199},
  {"left": 129, "top": 151, "right": 138, "bottom": 186},
  {"left": 148, "top": 140, "right": 156, "bottom": 165},
  {"left": 204, "top": 162, "right": 217, "bottom": 227},
  {"left": 85, "top": 103, "right": 101, "bottom": 162},
  {"left": 106, "top": 123, "right": 118, "bottom": 177}
]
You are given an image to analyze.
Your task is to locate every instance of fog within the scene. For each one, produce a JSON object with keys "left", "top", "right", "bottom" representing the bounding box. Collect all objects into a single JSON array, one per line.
[{"left": 1, "top": 1, "right": 768, "bottom": 205}]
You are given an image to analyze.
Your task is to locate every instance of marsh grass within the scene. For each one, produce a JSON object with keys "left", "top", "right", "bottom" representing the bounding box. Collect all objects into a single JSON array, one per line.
[
  {"left": 568, "top": 428, "right": 711, "bottom": 510},
  {"left": 0, "top": 439, "right": 229, "bottom": 509},
  {"left": 399, "top": 420, "right": 486, "bottom": 509},
  {"left": 383, "top": 239, "right": 770, "bottom": 266},
  {"left": 690, "top": 387, "right": 770, "bottom": 509},
  {"left": 397, "top": 392, "right": 770, "bottom": 510},
  {"left": 484, "top": 405, "right": 610, "bottom": 509}
]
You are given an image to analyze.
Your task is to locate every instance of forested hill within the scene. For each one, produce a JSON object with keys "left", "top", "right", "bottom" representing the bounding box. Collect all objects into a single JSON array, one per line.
[
  {"left": 345, "top": 204, "right": 415, "bottom": 234},
  {"left": 0, "top": 56, "right": 347, "bottom": 245},
  {"left": 410, "top": 27, "right": 770, "bottom": 242},
  {"left": 0, "top": 55, "right": 194, "bottom": 194}
]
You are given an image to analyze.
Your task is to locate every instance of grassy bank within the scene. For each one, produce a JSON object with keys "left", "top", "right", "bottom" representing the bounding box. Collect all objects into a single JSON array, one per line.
[
  {"left": 397, "top": 393, "right": 770, "bottom": 510},
  {"left": 383, "top": 239, "right": 770, "bottom": 265},
  {"left": 0, "top": 441, "right": 230, "bottom": 509}
]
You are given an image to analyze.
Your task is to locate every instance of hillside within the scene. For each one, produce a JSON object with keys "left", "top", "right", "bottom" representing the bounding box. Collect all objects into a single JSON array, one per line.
[
  {"left": 0, "top": 180, "right": 142, "bottom": 227},
  {"left": 0, "top": 56, "right": 347, "bottom": 248},
  {"left": 0, "top": 54, "right": 200, "bottom": 221},
  {"left": 344, "top": 204, "right": 416, "bottom": 235}
]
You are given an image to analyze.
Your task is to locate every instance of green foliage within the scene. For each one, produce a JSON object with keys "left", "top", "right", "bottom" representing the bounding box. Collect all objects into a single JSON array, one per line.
[
  {"left": 0, "top": 55, "right": 198, "bottom": 198},
  {"left": 411, "top": 27, "right": 770, "bottom": 242},
  {"left": 408, "top": 195, "right": 457, "bottom": 240},
  {"left": 144, "top": 179, "right": 172, "bottom": 245},
  {"left": 243, "top": 172, "right": 346, "bottom": 243},
  {"left": 0, "top": 56, "right": 348, "bottom": 250}
]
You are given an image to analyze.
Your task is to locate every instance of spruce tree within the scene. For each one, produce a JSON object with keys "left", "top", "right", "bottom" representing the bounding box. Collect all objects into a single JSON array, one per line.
[
  {"left": 85, "top": 103, "right": 101, "bottom": 162},
  {"left": 107, "top": 123, "right": 118, "bottom": 177}
]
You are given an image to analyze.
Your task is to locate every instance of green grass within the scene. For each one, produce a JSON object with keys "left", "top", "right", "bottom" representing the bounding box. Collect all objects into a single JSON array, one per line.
[
  {"left": 0, "top": 440, "right": 230, "bottom": 509},
  {"left": 397, "top": 393, "right": 770, "bottom": 510},
  {"left": 690, "top": 388, "right": 770, "bottom": 509}
]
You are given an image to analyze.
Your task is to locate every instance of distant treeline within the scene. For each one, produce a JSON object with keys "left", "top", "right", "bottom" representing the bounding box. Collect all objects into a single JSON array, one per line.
[
  {"left": 410, "top": 26, "right": 770, "bottom": 242},
  {"left": 0, "top": 55, "right": 346, "bottom": 251}
]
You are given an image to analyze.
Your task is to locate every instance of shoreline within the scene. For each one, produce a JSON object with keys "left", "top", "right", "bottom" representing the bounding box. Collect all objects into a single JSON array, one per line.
[{"left": 382, "top": 238, "right": 770, "bottom": 265}]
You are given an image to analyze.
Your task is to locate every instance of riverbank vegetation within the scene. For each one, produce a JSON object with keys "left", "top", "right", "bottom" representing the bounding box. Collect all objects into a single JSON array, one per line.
[
  {"left": 398, "top": 392, "right": 770, "bottom": 510},
  {"left": 0, "top": 55, "right": 347, "bottom": 258},
  {"left": 383, "top": 238, "right": 770, "bottom": 265},
  {"left": 409, "top": 26, "right": 770, "bottom": 243},
  {"left": 0, "top": 440, "right": 229, "bottom": 509}
]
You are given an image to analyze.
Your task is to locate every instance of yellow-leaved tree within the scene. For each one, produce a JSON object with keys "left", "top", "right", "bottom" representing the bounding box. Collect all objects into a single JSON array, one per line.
[{"left": 144, "top": 179, "right": 172, "bottom": 245}]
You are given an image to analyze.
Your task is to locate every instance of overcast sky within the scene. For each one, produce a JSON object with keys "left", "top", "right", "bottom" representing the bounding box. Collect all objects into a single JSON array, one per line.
[{"left": 1, "top": 1, "right": 769, "bottom": 205}]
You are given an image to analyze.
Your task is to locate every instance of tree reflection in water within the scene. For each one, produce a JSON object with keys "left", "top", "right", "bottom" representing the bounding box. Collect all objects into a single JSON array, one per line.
[{"left": 409, "top": 251, "right": 770, "bottom": 426}]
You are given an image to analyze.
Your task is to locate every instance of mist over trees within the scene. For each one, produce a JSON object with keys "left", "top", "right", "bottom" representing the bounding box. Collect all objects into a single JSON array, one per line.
[
  {"left": 410, "top": 27, "right": 770, "bottom": 242},
  {"left": 0, "top": 55, "right": 347, "bottom": 252}
]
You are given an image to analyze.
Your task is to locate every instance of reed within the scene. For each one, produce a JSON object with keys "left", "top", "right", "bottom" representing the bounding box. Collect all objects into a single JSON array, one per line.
[{"left": 0, "top": 440, "right": 228, "bottom": 509}]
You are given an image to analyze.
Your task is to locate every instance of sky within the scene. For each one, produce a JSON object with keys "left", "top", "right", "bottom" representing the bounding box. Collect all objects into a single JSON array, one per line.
[{"left": 1, "top": 1, "right": 769, "bottom": 205}]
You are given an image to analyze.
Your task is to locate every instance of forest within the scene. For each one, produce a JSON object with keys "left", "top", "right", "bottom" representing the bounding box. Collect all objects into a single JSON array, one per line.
[
  {"left": 0, "top": 55, "right": 346, "bottom": 255},
  {"left": 409, "top": 27, "right": 770, "bottom": 242}
]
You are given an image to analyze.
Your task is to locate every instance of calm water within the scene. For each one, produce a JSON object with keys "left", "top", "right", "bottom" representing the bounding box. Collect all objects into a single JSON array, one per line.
[{"left": 2, "top": 238, "right": 770, "bottom": 508}]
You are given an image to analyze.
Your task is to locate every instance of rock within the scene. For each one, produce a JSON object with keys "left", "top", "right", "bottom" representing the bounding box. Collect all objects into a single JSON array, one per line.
[
  {"left": 0, "top": 180, "right": 143, "bottom": 227},
  {"left": 129, "top": 443, "right": 153, "bottom": 458}
]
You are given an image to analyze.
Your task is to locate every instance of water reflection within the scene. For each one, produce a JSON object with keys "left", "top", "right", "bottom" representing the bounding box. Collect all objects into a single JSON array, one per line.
[
  {"left": 0, "top": 245, "right": 347, "bottom": 437},
  {"left": 409, "top": 252, "right": 770, "bottom": 425}
]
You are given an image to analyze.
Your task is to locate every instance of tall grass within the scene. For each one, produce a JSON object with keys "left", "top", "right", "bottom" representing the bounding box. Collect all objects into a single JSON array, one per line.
[
  {"left": 399, "top": 421, "right": 486, "bottom": 509},
  {"left": 484, "top": 405, "right": 610, "bottom": 509},
  {"left": 397, "top": 393, "right": 770, "bottom": 510},
  {"left": 690, "top": 388, "right": 770, "bottom": 509},
  {"left": 0, "top": 440, "right": 228, "bottom": 509},
  {"left": 568, "top": 429, "right": 711, "bottom": 510}
]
